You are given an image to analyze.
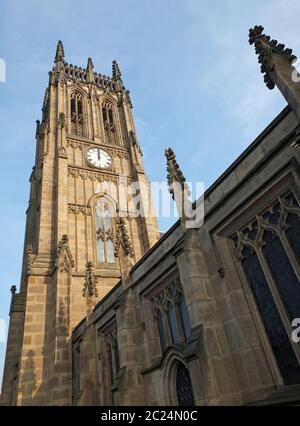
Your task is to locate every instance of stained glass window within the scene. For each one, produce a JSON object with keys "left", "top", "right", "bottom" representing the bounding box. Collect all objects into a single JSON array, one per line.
[
  {"left": 241, "top": 245, "right": 300, "bottom": 385},
  {"left": 234, "top": 191, "right": 300, "bottom": 385},
  {"left": 262, "top": 229, "right": 300, "bottom": 321},
  {"left": 152, "top": 280, "right": 192, "bottom": 354},
  {"left": 157, "top": 309, "right": 168, "bottom": 353},
  {"left": 95, "top": 199, "right": 116, "bottom": 265},
  {"left": 97, "top": 239, "right": 105, "bottom": 263},
  {"left": 167, "top": 303, "right": 180, "bottom": 345},
  {"left": 176, "top": 364, "right": 195, "bottom": 406}
]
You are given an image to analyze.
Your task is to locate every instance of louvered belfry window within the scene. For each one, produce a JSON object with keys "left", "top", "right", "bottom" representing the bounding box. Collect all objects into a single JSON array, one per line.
[
  {"left": 102, "top": 102, "right": 116, "bottom": 144},
  {"left": 70, "top": 92, "right": 84, "bottom": 136}
]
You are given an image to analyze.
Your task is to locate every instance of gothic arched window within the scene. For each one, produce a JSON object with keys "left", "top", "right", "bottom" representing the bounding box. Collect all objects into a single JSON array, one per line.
[
  {"left": 102, "top": 101, "right": 116, "bottom": 144},
  {"left": 152, "top": 279, "right": 192, "bottom": 354},
  {"left": 70, "top": 92, "right": 84, "bottom": 136},
  {"left": 95, "top": 198, "right": 116, "bottom": 265},
  {"left": 234, "top": 191, "right": 300, "bottom": 385},
  {"left": 176, "top": 364, "right": 195, "bottom": 406}
]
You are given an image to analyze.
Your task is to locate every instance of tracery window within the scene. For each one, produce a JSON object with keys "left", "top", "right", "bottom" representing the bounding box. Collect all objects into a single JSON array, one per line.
[
  {"left": 233, "top": 191, "right": 300, "bottom": 385},
  {"left": 95, "top": 198, "right": 116, "bottom": 265},
  {"left": 152, "top": 279, "right": 192, "bottom": 354},
  {"left": 102, "top": 101, "right": 116, "bottom": 145},
  {"left": 70, "top": 92, "right": 84, "bottom": 136}
]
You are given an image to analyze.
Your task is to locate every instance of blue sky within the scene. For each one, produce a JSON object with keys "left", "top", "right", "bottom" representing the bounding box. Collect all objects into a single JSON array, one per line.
[{"left": 0, "top": 0, "right": 299, "bottom": 388}]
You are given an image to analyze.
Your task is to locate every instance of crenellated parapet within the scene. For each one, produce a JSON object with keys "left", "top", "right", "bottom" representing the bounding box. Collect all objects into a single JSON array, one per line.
[{"left": 49, "top": 40, "right": 128, "bottom": 96}]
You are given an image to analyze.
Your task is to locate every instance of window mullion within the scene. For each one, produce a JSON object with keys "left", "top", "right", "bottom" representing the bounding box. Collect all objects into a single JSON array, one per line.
[
  {"left": 174, "top": 302, "right": 185, "bottom": 342},
  {"left": 162, "top": 308, "right": 172, "bottom": 347},
  {"left": 111, "top": 346, "right": 117, "bottom": 383},
  {"left": 279, "top": 232, "right": 300, "bottom": 282},
  {"left": 75, "top": 98, "right": 78, "bottom": 133}
]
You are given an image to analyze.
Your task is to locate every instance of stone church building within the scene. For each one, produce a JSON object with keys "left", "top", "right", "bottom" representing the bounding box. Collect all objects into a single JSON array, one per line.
[{"left": 1, "top": 26, "right": 300, "bottom": 406}]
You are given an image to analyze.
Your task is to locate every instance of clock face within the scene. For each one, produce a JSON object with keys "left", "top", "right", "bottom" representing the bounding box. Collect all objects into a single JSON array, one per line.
[{"left": 86, "top": 147, "right": 112, "bottom": 169}]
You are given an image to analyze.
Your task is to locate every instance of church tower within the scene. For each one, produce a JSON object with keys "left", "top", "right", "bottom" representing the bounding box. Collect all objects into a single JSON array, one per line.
[{"left": 1, "top": 41, "right": 159, "bottom": 406}]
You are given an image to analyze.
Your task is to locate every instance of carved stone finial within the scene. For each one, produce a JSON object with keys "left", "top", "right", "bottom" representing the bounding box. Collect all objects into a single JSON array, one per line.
[
  {"left": 35, "top": 120, "right": 42, "bottom": 138},
  {"left": 248, "top": 25, "right": 264, "bottom": 45},
  {"left": 249, "top": 25, "right": 297, "bottom": 90},
  {"left": 82, "top": 261, "right": 98, "bottom": 298},
  {"left": 112, "top": 60, "right": 122, "bottom": 81},
  {"left": 165, "top": 148, "right": 189, "bottom": 200},
  {"left": 125, "top": 90, "right": 132, "bottom": 108},
  {"left": 10, "top": 285, "right": 17, "bottom": 295},
  {"left": 87, "top": 57, "right": 94, "bottom": 71},
  {"left": 114, "top": 218, "right": 133, "bottom": 257},
  {"left": 86, "top": 57, "right": 95, "bottom": 83},
  {"left": 165, "top": 148, "right": 195, "bottom": 231},
  {"left": 55, "top": 40, "right": 65, "bottom": 63},
  {"left": 129, "top": 131, "right": 141, "bottom": 152},
  {"left": 61, "top": 234, "right": 69, "bottom": 244}
]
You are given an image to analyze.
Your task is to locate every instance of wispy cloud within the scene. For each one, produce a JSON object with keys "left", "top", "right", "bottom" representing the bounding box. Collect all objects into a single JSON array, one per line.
[{"left": 186, "top": 0, "right": 300, "bottom": 140}]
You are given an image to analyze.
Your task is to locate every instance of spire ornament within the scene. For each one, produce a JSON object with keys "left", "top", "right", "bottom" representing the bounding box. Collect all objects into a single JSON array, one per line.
[
  {"left": 86, "top": 57, "right": 95, "bottom": 83},
  {"left": 114, "top": 217, "right": 134, "bottom": 257},
  {"left": 82, "top": 261, "right": 98, "bottom": 298},
  {"left": 55, "top": 40, "right": 65, "bottom": 63},
  {"left": 249, "top": 25, "right": 297, "bottom": 90},
  {"left": 10, "top": 285, "right": 17, "bottom": 295},
  {"left": 87, "top": 57, "right": 94, "bottom": 70},
  {"left": 165, "top": 148, "right": 190, "bottom": 200},
  {"left": 112, "top": 60, "right": 122, "bottom": 81},
  {"left": 165, "top": 148, "right": 197, "bottom": 231}
]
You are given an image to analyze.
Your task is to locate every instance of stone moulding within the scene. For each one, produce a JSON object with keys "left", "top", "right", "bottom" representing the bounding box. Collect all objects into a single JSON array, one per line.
[
  {"left": 66, "top": 138, "right": 129, "bottom": 159},
  {"left": 68, "top": 166, "right": 133, "bottom": 184},
  {"left": 68, "top": 203, "right": 92, "bottom": 216}
]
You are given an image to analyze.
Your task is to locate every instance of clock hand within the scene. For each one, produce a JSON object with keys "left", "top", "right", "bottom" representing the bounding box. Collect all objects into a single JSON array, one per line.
[{"left": 97, "top": 150, "right": 101, "bottom": 161}]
